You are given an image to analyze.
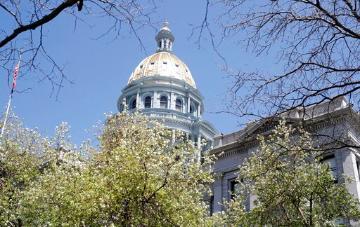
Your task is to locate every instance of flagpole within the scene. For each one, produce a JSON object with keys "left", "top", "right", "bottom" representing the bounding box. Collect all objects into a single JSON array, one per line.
[
  {"left": 0, "top": 54, "right": 22, "bottom": 138},
  {"left": 0, "top": 93, "right": 13, "bottom": 137}
]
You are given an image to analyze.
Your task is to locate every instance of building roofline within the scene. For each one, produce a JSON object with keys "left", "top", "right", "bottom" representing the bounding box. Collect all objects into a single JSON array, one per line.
[{"left": 210, "top": 100, "right": 359, "bottom": 155}]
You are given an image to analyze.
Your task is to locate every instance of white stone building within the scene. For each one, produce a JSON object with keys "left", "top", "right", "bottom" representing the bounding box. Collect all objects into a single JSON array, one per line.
[{"left": 210, "top": 97, "right": 360, "bottom": 225}]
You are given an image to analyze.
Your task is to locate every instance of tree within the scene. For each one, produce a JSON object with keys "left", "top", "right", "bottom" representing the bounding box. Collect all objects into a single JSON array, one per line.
[
  {"left": 0, "top": 113, "right": 63, "bottom": 225},
  {"left": 224, "top": 120, "right": 360, "bottom": 226},
  {"left": 0, "top": 0, "right": 156, "bottom": 96},
  {"left": 0, "top": 137, "right": 41, "bottom": 226},
  {"left": 16, "top": 112, "right": 218, "bottom": 225},
  {"left": 207, "top": 0, "right": 360, "bottom": 119}
]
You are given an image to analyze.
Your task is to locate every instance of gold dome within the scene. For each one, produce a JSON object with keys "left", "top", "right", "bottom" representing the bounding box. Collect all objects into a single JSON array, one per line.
[{"left": 128, "top": 51, "right": 196, "bottom": 88}]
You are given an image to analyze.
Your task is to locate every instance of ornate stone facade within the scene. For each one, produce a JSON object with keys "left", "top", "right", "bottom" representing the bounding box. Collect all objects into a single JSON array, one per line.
[{"left": 210, "top": 97, "right": 360, "bottom": 226}]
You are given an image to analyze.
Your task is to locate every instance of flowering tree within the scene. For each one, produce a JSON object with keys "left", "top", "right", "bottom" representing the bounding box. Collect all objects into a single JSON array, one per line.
[
  {"left": 0, "top": 112, "right": 218, "bottom": 225},
  {"left": 225, "top": 121, "right": 360, "bottom": 226},
  {"left": 0, "top": 114, "right": 85, "bottom": 225},
  {"left": 0, "top": 137, "right": 41, "bottom": 225}
]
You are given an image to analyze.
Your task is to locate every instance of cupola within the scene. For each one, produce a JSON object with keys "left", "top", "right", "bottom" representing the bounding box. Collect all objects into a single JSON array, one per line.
[{"left": 155, "top": 21, "right": 174, "bottom": 52}]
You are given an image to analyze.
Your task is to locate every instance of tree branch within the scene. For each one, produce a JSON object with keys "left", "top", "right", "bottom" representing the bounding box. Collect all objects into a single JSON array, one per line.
[{"left": 0, "top": 0, "right": 78, "bottom": 48}]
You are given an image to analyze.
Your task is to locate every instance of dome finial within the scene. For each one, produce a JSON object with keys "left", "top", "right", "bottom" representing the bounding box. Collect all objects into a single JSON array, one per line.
[
  {"left": 162, "top": 20, "right": 170, "bottom": 30},
  {"left": 155, "top": 20, "right": 175, "bottom": 52}
]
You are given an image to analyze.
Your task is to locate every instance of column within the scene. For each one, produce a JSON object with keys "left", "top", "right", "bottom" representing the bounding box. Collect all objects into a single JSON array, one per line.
[
  {"left": 213, "top": 174, "right": 224, "bottom": 212},
  {"left": 172, "top": 129, "right": 175, "bottom": 143},
  {"left": 122, "top": 97, "right": 126, "bottom": 111},
  {"left": 341, "top": 149, "right": 360, "bottom": 200},
  {"left": 197, "top": 135, "right": 201, "bottom": 149},
  {"left": 170, "top": 92, "right": 174, "bottom": 110},
  {"left": 197, "top": 104, "right": 201, "bottom": 118},
  {"left": 154, "top": 91, "right": 159, "bottom": 108},
  {"left": 136, "top": 89, "right": 140, "bottom": 108},
  {"left": 187, "top": 95, "right": 191, "bottom": 113},
  {"left": 197, "top": 135, "right": 201, "bottom": 163}
]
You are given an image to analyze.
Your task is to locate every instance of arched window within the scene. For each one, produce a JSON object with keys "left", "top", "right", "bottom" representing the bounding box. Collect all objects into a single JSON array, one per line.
[
  {"left": 160, "top": 96, "right": 168, "bottom": 109},
  {"left": 130, "top": 99, "right": 136, "bottom": 109},
  {"left": 175, "top": 98, "right": 183, "bottom": 111},
  {"left": 119, "top": 104, "right": 124, "bottom": 112},
  {"left": 144, "top": 96, "right": 152, "bottom": 108},
  {"left": 190, "top": 103, "right": 195, "bottom": 114}
]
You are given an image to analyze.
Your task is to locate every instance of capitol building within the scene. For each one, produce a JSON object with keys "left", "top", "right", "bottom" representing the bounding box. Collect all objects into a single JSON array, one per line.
[
  {"left": 117, "top": 22, "right": 217, "bottom": 151},
  {"left": 118, "top": 22, "right": 360, "bottom": 225}
]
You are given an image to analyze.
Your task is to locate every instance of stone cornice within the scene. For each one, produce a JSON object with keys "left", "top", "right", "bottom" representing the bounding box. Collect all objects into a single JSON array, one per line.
[
  {"left": 122, "top": 76, "right": 203, "bottom": 100},
  {"left": 210, "top": 107, "right": 358, "bottom": 157}
]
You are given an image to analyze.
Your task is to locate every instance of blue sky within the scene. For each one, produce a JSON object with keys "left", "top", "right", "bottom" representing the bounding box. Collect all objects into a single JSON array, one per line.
[{"left": 0, "top": 1, "right": 279, "bottom": 144}]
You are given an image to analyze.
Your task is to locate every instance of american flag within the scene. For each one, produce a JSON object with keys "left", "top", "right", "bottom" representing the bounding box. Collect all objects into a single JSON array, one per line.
[
  {"left": 1, "top": 57, "right": 21, "bottom": 137},
  {"left": 11, "top": 61, "right": 20, "bottom": 94}
]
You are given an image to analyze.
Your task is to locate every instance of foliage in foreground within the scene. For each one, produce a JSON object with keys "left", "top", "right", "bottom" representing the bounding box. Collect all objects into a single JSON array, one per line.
[
  {"left": 225, "top": 121, "right": 360, "bottom": 226},
  {"left": 2, "top": 113, "right": 360, "bottom": 226},
  {"left": 0, "top": 113, "right": 218, "bottom": 226}
]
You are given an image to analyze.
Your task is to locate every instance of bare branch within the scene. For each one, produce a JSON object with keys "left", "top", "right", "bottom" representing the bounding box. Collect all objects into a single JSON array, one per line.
[
  {"left": 0, "top": 0, "right": 157, "bottom": 96},
  {"left": 0, "top": 0, "right": 78, "bottom": 48},
  {"left": 211, "top": 0, "right": 360, "bottom": 119}
]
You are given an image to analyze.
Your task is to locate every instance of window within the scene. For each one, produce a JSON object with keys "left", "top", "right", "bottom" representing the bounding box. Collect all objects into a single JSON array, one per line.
[
  {"left": 160, "top": 96, "right": 168, "bottom": 109},
  {"left": 144, "top": 96, "right": 151, "bottom": 108},
  {"left": 229, "top": 179, "right": 239, "bottom": 200},
  {"left": 130, "top": 99, "right": 136, "bottom": 110},
  {"left": 228, "top": 178, "right": 250, "bottom": 210},
  {"left": 175, "top": 98, "right": 183, "bottom": 111},
  {"left": 119, "top": 104, "right": 124, "bottom": 112},
  {"left": 209, "top": 195, "right": 214, "bottom": 216},
  {"left": 322, "top": 155, "right": 337, "bottom": 183},
  {"left": 190, "top": 103, "right": 196, "bottom": 115}
]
